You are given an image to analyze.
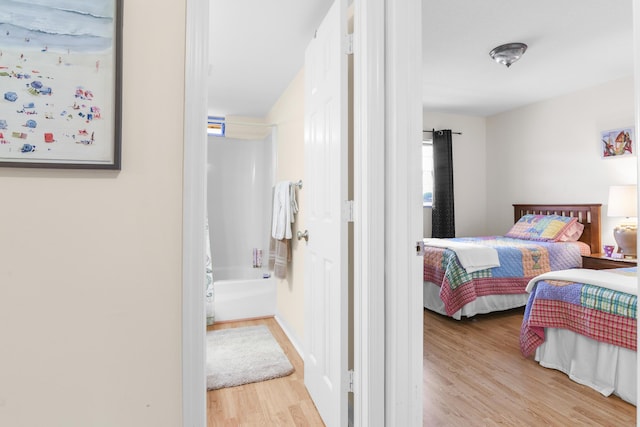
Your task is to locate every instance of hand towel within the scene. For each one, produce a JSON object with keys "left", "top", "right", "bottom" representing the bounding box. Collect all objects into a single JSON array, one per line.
[{"left": 268, "top": 237, "right": 291, "bottom": 279}]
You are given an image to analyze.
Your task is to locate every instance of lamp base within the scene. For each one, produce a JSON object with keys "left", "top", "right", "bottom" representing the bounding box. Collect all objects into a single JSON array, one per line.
[{"left": 613, "top": 225, "right": 637, "bottom": 259}]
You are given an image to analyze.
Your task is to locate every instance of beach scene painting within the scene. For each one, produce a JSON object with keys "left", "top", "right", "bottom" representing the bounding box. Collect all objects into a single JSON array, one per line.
[{"left": 0, "top": 0, "right": 121, "bottom": 168}]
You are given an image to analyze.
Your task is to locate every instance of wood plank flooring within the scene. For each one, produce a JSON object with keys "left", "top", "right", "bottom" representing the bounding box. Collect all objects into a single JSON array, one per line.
[
  {"left": 207, "top": 310, "right": 636, "bottom": 426},
  {"left": 423, "top": 307, "right": 636, "bottom": 426},
  {"left": 207, "top": 318, "right": 325, "bottom": 426}
]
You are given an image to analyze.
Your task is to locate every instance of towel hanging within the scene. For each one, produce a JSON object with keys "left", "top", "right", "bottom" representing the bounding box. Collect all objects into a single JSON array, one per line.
[{"left": 272, "top": 181, "right": 297, "bottom": 240}]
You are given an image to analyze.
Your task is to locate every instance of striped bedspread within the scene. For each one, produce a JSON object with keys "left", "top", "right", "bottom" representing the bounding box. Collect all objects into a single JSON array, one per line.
[
  {"left": 520, "top": 267, "right": 637, "bottom": 357},
  {"left": 423, "top": 236, "right": 584, "bottom": 316}
]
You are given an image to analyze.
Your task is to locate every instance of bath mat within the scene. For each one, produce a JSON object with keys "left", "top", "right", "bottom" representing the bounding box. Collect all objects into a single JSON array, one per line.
[{"left": 206, "top": 325, "right": 294, "bottom": 390}]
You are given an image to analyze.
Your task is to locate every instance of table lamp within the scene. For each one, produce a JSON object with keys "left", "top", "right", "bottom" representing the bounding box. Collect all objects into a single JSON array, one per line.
[{"left": 608, "top": 185, "right": 638, "bottom": 258}]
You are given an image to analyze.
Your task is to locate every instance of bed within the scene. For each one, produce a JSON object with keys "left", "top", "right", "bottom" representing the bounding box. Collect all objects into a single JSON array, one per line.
[
  {"left": 520, "top": 267, "right": 637, "bottom": 405},
  {"left": 423, "top": 203, "right": 602, "bottom": 319}
]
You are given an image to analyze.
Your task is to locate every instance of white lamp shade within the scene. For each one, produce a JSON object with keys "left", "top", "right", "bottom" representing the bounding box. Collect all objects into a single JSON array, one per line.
[{"left": 608, "top": 185, "right": 638, "bottom": 217}]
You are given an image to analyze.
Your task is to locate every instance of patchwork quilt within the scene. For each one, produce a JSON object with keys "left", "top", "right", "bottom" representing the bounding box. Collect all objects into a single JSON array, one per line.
[
  {"left": 423, "top": 236, "right": 583, "bottom": 316},
  {"left": 520, "top": 267, "right": 637, "bottom": 357}
]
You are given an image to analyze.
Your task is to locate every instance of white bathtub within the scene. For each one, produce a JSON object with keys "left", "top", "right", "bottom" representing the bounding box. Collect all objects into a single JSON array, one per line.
[{"left": 213, "top": 267, "right": 276, "bottom": 322}]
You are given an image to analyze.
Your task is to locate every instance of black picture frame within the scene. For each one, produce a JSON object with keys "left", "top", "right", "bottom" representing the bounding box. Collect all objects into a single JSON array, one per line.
[{"left": 0, "top": 0, "right": 122, "bottom": 169}]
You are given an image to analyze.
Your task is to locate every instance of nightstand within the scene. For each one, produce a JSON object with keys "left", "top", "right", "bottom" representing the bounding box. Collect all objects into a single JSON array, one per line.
[{"left": 581, "top": 253, "right": 637, "bottom": 270}]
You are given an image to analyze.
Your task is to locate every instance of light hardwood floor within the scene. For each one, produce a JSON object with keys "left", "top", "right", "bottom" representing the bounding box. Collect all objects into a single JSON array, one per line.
[
  {"left": 423, "top": 308, "right": 636, "bottom": 426},
  {"left": 207, "top": 318, "right": 325, "bottom": 426},
  {"left": 208, "top": 310, "right": 636, "bottom": 426}
]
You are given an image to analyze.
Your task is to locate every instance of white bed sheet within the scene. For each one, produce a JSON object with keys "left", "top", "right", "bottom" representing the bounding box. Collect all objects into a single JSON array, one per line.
[
  {"left": 423, "top": 280, "right": 530, "bottom": 320},
  {"left": 535, "top": 327, "right": 637, "bottom": 406}
]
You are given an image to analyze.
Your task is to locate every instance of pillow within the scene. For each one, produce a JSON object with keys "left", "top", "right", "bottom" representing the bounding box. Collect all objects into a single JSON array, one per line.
[
  {"left": 555, "top": 220, "right": 584, "bottom": 242},
  {"left": 505, "top": 214, "right": 579, "bottom": 242}
]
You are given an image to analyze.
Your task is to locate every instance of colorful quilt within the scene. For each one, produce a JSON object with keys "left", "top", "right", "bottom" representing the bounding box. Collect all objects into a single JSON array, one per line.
[
  {"left": 423, "top": 236, "right": 583, "bottom": 316},
  {"left": 520, "top": 267, "right": 637, "bottom": 357}
]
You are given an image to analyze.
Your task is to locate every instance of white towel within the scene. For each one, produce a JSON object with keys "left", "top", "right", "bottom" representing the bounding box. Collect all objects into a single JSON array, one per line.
[
  {"left": 525, "top": 269, "right": 637, "bottom": 295},
  {"left": 271, "top": 181, "right": 297, "bottom": 240},
  {"left": 290, "top": 182, "right": 299, "bottom": 217},
  {"left": 423, "top": 238, "right": 500, "bottom": 274},
  {"left": 272, "top": 181, "right": 291, "bottom": 239}
]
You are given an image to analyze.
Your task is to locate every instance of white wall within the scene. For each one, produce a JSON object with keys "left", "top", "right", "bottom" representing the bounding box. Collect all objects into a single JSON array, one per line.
[
  {"left": 0, "top": 2, "right": 186, "bottom": 425},
  {"left": 423, "top": 112, "right": 488, "bottom": 237},
  {"left": 424, "top": 76, "right": 636, "bottom": 248},
  {"left": 207, "top": 134, "right": 274, "bottom": 271},
  {"left": 485, "top": 76, "right": 636, "bottom": 248}
]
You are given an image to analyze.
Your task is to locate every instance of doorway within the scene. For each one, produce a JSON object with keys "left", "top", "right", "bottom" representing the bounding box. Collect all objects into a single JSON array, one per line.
[{"left": 184, "top": 0, "right": 425, "bottom": 425}]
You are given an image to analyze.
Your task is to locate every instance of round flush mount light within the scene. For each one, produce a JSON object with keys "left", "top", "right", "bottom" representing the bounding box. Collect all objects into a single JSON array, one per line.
[{"left": 489, "top": 42, "right": 528, "bottom": 68}]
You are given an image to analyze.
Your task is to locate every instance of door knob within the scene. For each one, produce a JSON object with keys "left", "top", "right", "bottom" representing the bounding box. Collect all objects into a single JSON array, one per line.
[{"left": 297, "top": 230, "right": 309, "bottom": 242}]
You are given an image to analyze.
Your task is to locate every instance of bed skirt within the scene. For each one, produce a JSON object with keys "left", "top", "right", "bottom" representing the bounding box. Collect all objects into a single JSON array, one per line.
[
  {"left": 535, "top": 327, "right": 637, "bottom": 406},
  {"left": 423, "top": 281, "right": 529, "bottom": 320}
]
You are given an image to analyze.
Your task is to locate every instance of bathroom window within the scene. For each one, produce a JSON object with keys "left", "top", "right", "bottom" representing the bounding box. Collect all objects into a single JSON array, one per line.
[
  {"left": 423, "top": 140, "right": 433, "bottom": 207},
  {"left": 207, "top": 116, "right": 225, "bottom": 136}
]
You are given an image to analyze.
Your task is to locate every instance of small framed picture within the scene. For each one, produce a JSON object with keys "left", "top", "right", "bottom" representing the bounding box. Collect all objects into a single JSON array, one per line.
[
  {"left": 0, "top": 0, "right": 122, "bottom": 169},
  {"left": 601, "top": 126, "right": 635, "bottom": 159}
]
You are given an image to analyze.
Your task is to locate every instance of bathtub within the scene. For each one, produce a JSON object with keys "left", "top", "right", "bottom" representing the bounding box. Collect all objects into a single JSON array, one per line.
[{"left": 212, "top": 267, "right": 276, "bottom": 322}]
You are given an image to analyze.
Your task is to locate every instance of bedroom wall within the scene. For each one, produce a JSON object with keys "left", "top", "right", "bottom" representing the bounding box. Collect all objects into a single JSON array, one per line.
[
  {"left": 0, "top": 2, "right": 186, "bottom": 426},
  {"left": 422, "top": 112, "right": 488, "bottom": 237},
  {"left": 266, "top": 69, "right": 306, "bottom": 346},
  {"left": 486, "top": 76, "right": 636, "bottom": 248}
]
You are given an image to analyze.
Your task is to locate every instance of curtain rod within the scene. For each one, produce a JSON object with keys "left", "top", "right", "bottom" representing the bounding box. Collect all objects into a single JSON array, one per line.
[{"left": 423, "top": 129, "right": 462, "bottom": 135}]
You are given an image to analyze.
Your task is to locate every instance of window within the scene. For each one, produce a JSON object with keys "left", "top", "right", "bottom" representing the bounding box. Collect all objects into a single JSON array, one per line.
[
  {"left": 207, "top": 116, "right": 225, "bottom": 137},
  {"left": 423, "top": 140, "right": 433, "bottom": 207}
]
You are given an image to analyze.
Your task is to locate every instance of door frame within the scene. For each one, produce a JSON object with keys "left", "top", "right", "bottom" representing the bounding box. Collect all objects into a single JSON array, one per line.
[
  {"left": 352, "top": 0, "right": 386, "bottom": 424},
  {"left": 353, "top": 0, "right": 423, "bottom": 424},
  {"left": 182, "top": 0, "right": 423, "bottom": 425},
  {"left": 379, "top": 1, "right": 423, "bottom": 425},
  {"left": 183, "top": 0, "right": 208, "bottom": 426}
]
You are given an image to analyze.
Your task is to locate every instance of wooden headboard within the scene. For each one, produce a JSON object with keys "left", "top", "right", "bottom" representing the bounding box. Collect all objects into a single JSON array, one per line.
[{"left": 513, "top": 204, "right": 602, "bottom": 254}]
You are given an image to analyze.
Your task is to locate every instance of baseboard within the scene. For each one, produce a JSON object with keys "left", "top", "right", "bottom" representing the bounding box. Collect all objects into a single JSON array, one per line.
[
  {"left": 208, "top": 315, "right": 274, "bottom": 326},
  {"left": 274, "top": 311, "right": 305, "bottom": 361}
]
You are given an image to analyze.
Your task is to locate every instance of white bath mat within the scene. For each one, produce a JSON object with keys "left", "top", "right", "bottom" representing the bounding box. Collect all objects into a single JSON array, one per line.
[{"left": 206, "top": 325, "right": 294, "bottom": 390}]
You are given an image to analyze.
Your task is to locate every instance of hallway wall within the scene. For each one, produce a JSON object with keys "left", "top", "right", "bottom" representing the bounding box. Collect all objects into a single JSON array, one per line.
[{"left": 0, "top": 2, "right": 187, "bottom": 425}]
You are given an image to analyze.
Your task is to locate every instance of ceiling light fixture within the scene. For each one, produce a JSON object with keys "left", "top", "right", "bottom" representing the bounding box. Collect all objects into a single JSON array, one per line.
[{"left": 489, "top": 43, "right": 528, "bottom": 68}]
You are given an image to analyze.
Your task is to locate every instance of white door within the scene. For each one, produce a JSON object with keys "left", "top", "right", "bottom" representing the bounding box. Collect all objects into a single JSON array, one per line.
[{"left": 303, "top": 0, "right": 348, "bottom": 425}]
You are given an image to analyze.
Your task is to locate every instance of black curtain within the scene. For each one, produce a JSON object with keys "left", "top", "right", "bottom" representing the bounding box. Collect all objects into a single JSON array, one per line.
[{"left": 431, "top": 129, "right": 455, "bottom": 238}]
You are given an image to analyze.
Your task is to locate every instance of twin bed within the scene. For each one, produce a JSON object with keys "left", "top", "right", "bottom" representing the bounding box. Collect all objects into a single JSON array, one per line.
[
  {"left": 423, "top": 203, "right": 637, "bottom": 405},
  {"left": 423, "top": 203, "right": 601, "bottom": 319},
  {"left": 520, "top": 266, "right": 637, "bottom": 405}
]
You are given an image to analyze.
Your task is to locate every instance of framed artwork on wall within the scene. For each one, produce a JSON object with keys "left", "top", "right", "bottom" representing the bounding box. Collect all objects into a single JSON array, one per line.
[
  {"left": 0, "top": 0, "right": 122, "bottom": 169},
  {"left": 601, "top": 126, "right": 635, "bottom": 159}
]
